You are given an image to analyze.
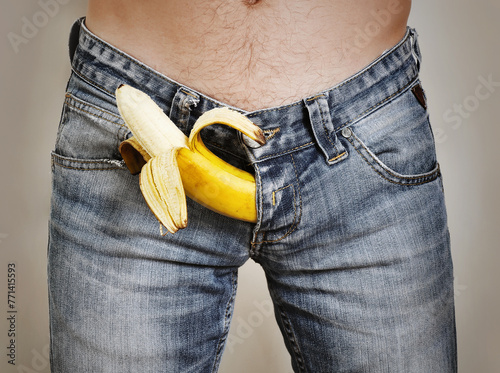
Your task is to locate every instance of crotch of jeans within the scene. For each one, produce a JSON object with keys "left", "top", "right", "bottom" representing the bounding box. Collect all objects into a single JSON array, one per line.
[{"left": 303, "top": 94, "right": 348, "bottom": 166}]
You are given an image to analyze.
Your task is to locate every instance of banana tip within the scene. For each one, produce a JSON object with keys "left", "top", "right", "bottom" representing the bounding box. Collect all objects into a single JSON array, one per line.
[{"left": 255, "top": 130, "right": 267, "bottom": 146}]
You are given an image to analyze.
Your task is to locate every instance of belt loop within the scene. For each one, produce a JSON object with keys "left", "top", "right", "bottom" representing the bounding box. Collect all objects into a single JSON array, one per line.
[
  {"left": 409, "top": 28, "right": 421, "bottom": 71},
  {"left": 303, "top": 94, "right": 348, "bottom": 166},
  {"left": 169, "top": 88, "right": 200, "bottom": 132}
]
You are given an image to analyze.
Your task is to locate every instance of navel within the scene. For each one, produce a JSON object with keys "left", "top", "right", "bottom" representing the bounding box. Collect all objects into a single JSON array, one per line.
[{"left": 244, "top": 0, "right": 262, "bottom": 7}]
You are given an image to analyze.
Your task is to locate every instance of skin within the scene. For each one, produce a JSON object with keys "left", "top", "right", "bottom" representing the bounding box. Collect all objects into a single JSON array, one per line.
[{"left": 86, "top": 0, "right": 411, "bottom": 111}]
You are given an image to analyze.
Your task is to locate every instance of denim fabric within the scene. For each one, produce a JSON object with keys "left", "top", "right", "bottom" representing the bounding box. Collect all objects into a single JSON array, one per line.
[{"left": 48, "top": 18, "right": 457, "bottom": 373}]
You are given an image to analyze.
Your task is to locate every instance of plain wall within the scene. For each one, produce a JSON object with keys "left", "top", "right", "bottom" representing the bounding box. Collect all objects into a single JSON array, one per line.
[{"left": 1, "top": 1, "right": 499, "bottom": 372}]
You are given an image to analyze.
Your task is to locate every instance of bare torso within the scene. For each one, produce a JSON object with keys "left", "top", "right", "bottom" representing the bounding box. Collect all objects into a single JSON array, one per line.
[{"left": 86, "top": 0, "right": 411, "bottom": 111}]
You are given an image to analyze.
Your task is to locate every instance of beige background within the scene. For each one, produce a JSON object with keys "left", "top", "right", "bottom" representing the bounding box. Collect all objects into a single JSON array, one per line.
[{"left": 1, "top": 1, "right": 499, "bottom": 372}]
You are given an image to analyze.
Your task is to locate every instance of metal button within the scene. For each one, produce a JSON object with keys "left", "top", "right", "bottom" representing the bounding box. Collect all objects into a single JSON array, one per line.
[{"left": 341, "top": 127, "right": 352, "bottom": 138}]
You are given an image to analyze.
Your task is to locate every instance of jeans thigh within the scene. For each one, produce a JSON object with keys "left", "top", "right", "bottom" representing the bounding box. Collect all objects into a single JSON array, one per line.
[
  {"left": 258, "top": 82, "right": 456, "bottom": 372},
  {"left": 48, "top": 75, "right": 252, "bottom": 372},
  {"left": 48, "top": 232, "right": 239, "bottom": 373}
]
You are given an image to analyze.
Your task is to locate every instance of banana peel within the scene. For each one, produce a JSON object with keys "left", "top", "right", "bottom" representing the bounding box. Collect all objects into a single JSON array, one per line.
[{"left": 115, "top": 84, "right": 266, "bottom": 233}]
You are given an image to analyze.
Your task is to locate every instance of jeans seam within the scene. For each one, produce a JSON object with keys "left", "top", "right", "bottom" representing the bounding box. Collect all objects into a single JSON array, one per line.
[
  {"left": 254, "top": 142, "right": 314, "bottom": 162},
  {"left": 71, "top": 65, "right": 117, "bottom": 97},
  {"left": 335, "top": 78, "right": 417, "bottom": 132},
  {"left": 272, "top": 184, "right": 293, "bottom": 206},
  {"left": 252, "top": 153, "right": 302, "bottom": 245},
  {"left": 328, "top": 152, "right": 347, "bottom": 163},
  {"left": 250, "top": 161, "right": 264, "bottom": 257},
  {"left": 251, "top": 80, "right": 417, "bottom": 163},
  {"left": 211, "top": 270, "right": 238, "bottom": 373},
  {"left": 275, "top": 305, "right": 308, "bottom": 373},
  {"left": 76, "top": 19, "right": 412, "bottom": 124},
  {"left": 65, "top": 93, "right": 123, "bottom": 124},
  {"left": 51, "top": 153, "right": 127, "bottom": 171},
  {"left": 317, "top": 94, "right": 340, "bottom": 156},
  {"left": 346, "top": 135, "right": 441, "bottom": 185},
  {"left": 253, "top": 185, "right": 297, "bottom": 245},
  {"left": 262, "top": 128, "right": 281, "bottom": 140}
]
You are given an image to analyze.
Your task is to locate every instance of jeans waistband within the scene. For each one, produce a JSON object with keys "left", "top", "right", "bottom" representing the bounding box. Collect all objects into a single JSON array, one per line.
[{"left": 69, "top": 17, "right": 422, "bottom": 163}]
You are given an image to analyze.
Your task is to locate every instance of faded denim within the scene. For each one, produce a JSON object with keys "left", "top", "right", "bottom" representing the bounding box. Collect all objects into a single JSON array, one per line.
[{"left": 48, "top": 18, "right": 457, "bottom": 373}]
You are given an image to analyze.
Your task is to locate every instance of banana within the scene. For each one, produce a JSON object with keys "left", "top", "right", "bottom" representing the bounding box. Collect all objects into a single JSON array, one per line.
[{"left": 115, "top": 84, "right": 266, "bottom": 233}]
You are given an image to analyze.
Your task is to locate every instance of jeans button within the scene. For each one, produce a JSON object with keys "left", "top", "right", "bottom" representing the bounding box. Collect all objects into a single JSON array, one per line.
[{"left": 341, "top": 127, "right": 352, "bottom": 138}]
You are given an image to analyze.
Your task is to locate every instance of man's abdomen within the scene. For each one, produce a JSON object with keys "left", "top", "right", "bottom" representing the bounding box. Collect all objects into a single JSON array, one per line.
[{"left": 86, "top": 0, "right": 411, "bottom": 111}]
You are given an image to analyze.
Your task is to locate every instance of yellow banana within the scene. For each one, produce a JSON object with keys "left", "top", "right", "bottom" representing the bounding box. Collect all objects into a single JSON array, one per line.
[{"left": 115, "top": 84, "right": 266, "bottom": 233}]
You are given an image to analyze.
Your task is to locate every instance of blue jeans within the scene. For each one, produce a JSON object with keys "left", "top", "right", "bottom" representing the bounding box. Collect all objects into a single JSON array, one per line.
[{"left": 48, "top": 18, "right": 457, "bottom": 373}]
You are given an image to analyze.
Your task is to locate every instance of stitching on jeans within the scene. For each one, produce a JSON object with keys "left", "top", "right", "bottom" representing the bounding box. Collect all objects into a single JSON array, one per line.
[
  {"left": 253, "top": 184, "right": 297, "bottom": 245},
  {"left": 52, "top": 153, "right": 126, "bottom": 171},
  {"left": 71, "top": 67, "right": 116, "bottom": 97},
  {"left": 325, "top": 30, "right": 411, "bottom": 92},
  {"left": 316, "top": 97, "right": 339, "bottom": 155},
  {"left": 247, "top": 30, "right": 411, "bottom": 117},
  {"left": 52, "top": 163, "right": 124, "bottom": 171},
  {"left": 75, "top": 31, "right": 269, "bottom": 111},
  {"left": 245, "top": 101, "right": 304, "bottom": 116},
  {"left": 290, "top": 153, "right": 303, "bottom": 227},
  {"left": 250, "top": 162, "right": 264, "bottom": 253},
  {"left": 244, "top": 28, "right": 409, "bottom": 118},
  {"left": 275, "top": 305, "right": 307, "bottom": 372},
  {"left": 65, "top": 93, "right": 122, "bottom": 120},
  {"left": 212, "top": 270, "right": 238, "bottom": 373},
  {"left": 351, "top": 131, "right": 440, "bottom": 180},
  {"left": 77, "top": 29, "right": 233, "bottom": 110},
  {"left": 335, "top": 79, "right": 416, "bottom": 132},
  {"left": 251, "top": 82, "right": 415, "bottom": 162},
  {"left": 74, "top": 47, "right": 305, "bottom": 115},
  {"left": 180, "top": 89, "right": 199, "bottom": 99},
  {"left": 272, "top": 184, "right": 292, "bottom": 206},
  {"left": 74, "top": 36, "right": 175, "bottom": 96},
  {"left": 263, "top": 128, "right": 280, "bottom": 140},
  {"left": 328, "top": 152, "right": 346, "bottom": 163},
  {"left": 305, "top": 94, "right": 326, "bottom": 102},
  {"left": 75, "top": 24, "right": 411, "bottom": 119},
  {"left": 64, "top": 94, "right": 124, "bottom": 127},
  {"left": 253, "top": 154, "right": 302, "bottom": 245},
  {"left": 346, "top": 136, "right": 440, "bottom": 185},
  {"left": 256, "top": 142, "right": 314, "bottom": 162}
]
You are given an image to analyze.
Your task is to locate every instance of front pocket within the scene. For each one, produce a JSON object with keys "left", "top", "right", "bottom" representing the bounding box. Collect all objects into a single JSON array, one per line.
[
  {"left": 344, "top": 129, "right": 441, "bottom": 186},
  {"left": 342, "top": 82, "right": 441, "bottom": 186},
  {"left": 51, "top": 152, "right": 127, "bottom": 171},
  {"left": 54, "top": 93, "right": 128, "bottom": 162}
]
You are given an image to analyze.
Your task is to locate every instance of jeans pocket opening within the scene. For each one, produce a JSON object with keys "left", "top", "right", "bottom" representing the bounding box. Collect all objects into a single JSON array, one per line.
[{"left": 345, "top": 129, "right": 441, "bottom": 186}]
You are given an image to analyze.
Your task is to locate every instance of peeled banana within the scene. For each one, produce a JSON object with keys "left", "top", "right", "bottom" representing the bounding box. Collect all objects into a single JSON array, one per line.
[{"left": 115, "top": 84, "right": 266, "bottom": 233}]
